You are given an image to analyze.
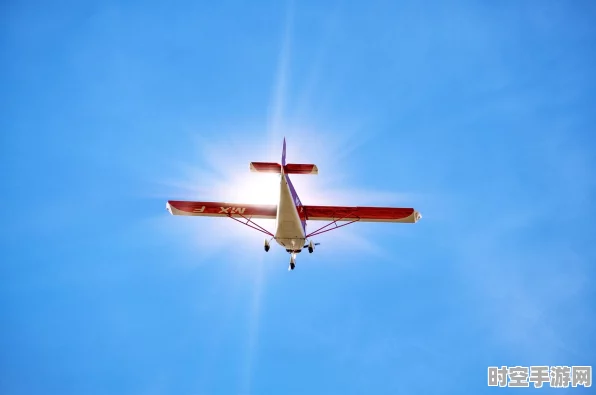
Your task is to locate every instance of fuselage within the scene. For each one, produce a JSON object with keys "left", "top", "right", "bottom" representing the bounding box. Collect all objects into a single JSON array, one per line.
[{"left": 274, "top": 170, "right": 306, "bottom": 251}]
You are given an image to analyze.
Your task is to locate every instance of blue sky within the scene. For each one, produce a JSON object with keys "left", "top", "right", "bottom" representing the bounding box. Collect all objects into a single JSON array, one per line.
[{"left": 1, "top": 0, "right": 595, "bottom": 394}]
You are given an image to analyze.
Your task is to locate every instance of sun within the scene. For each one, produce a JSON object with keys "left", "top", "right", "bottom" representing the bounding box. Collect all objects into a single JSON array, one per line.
[{"left": 218, "top": 172, "right": 280, "bottom": 205}]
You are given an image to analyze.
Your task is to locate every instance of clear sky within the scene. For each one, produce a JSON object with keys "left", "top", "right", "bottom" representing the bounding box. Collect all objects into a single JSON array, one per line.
[{"left": 1, "top": 0, "right": 595, "bottom": 394}]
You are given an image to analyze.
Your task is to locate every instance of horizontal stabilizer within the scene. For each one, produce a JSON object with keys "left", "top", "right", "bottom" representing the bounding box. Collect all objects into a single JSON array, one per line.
[
  {"left": 249, "top": 162, "right": 282, "bottom": 173},
  {"left": 284, "top": 163, "right": 318, "bottom": 174},
  {"left": 249, "top": 162, "right": 318, "bottom": 175},
  {"left": 167, "top": 200, "right": 277, "bottom": 219},
  {"left": 303, "top": 205, "right": 421, "bottom": 223}
]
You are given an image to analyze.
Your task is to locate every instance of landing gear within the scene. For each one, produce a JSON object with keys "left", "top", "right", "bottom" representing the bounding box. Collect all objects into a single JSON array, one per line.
[
  {"left": 303, "top": 240, "right": 319, "bottom": 253},
  {"left": 264, "top": 238, "right": 270, "bottom": 252},
  {"left": 288, "top": 253, "right": 296, "bottom": 271}
]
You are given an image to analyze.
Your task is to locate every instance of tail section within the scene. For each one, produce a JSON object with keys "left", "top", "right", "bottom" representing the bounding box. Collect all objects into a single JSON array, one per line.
[
  {"left": 249, "top": 162, "right": 318, "bottom": 174},
  {"left": 249, "top": 138, "right": 318, "bottom": 174}
]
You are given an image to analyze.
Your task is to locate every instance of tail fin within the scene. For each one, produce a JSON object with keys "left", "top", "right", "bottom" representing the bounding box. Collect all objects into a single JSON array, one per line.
[{"left": 249, "top": 138, "right": 318, "bottom": 174}]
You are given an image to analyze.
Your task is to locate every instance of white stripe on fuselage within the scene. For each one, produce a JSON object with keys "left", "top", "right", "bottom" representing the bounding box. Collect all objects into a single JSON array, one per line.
[{"left": 274, "top": 174, "right": 306, "bottom": 251}]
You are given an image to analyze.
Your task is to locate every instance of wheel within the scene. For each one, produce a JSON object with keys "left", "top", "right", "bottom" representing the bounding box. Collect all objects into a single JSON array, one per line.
[
  {"left": 289, "top": 262, "right": 295, "bottom": 271},
  {"left": 264, "top": 239, "right": 270, "bottom": 252},
  {"left": 308, "top": 247, "right": 313, "bottom": 253}
]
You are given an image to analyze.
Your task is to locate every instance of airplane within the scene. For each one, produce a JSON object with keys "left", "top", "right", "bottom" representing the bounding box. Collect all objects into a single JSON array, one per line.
[{"left": 166, "top": 138, "right": 422, "bottom": 271}]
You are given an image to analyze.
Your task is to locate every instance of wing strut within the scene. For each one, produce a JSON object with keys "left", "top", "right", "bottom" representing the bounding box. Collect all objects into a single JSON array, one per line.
[
  {"left": 227, "top": 212, "right": 274, "bottom": 237},
  {"left": 306, "top": 211, "right": 360, "bottom": 238}
]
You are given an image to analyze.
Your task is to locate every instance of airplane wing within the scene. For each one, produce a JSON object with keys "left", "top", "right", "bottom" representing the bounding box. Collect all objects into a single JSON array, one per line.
[
  {"left": 167, "top": 200, "right": 277, "bottom": 219},
  {"left": 303, "top": 205, "right": 421, "bottom": 223}
]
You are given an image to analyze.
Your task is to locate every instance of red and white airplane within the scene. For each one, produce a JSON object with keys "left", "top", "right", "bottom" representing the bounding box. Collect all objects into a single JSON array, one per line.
[{"left": 166, "top": 138, "right": 422, "bottom": 270}]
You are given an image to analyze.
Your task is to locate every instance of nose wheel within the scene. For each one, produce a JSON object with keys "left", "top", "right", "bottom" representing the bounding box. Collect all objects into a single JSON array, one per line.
[
  {"left": 288, "top": 253, "right": 296, "bottom": 271},
  {"left": 264, "top": 238, "right": 271, "bottom": 252}
]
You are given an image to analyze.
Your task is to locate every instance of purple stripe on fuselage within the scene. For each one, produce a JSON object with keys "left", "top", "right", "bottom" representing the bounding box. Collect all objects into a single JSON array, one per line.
[{"left": 285, "top": 174, "right": 307, "bottom": 234}]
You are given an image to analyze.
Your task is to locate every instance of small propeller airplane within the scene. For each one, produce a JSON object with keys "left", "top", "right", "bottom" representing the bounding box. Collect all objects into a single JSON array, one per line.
[{"left": 166, "top": 138, "right": 422, "bottom": 270}]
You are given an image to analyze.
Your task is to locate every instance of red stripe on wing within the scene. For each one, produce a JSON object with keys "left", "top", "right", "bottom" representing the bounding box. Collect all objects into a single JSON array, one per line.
[
  {"left": 167, "top": 201, "right": 277, "bottom": 218},
  {"left": 303, "top": 205, "right": 420, "bottom": 223}
]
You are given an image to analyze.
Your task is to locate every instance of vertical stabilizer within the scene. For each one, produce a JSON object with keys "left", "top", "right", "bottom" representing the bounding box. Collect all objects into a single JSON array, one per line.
[{"left": 282, "top": 137, "right": 287, "bottom": 166}]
